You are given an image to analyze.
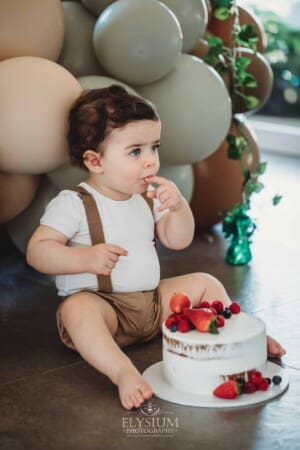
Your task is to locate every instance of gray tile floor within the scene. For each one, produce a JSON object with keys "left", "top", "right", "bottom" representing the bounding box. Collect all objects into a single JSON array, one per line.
[{"left": 0, "top": 153, "right": 299, "bottom": 450}]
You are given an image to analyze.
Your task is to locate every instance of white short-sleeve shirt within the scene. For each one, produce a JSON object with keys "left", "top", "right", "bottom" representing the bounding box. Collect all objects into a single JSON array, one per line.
[{"left": 40, "top": 182, "right": 167, "bottom": 296}]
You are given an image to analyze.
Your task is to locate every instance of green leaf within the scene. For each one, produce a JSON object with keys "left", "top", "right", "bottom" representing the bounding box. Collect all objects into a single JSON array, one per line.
[
  {"left": 215, "top": 0, "right": 232, "bottom": 7},
  {"left": 228, "top": 144, "right": 242, "bottom": 160},
  {"left": 273, "top": 194, "right": 282, "bottom": 205},
  {"left": 242, "top": 74, "right": 258, "bottom": 88},
  {"left": 245, "top": 95, "right": 260, "bottom": 110},
  {"left": 226, "top": 134, "right": 237, "bottom": 145},
  {"left": 213, "top": 6, "right": 230, "bottom": 20},
  {"left": 206, "top": 36, "right": 224, "bottom": 49},
  {"left": 214, "top": 62, "right": 228, "bottom": 76},
  {"left": 236, "top": 57, "right": 252, "bottom": 72},
  {"left": 257, "top": 161, "right": 267, "bottom": 174}
]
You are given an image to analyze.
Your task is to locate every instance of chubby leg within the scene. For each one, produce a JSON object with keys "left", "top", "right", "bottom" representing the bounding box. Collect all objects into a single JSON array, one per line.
[
  {"left": 59, "top": 291, "right": 152, "bottom": 410},
  {"left": 158, "top": 272, "right": 286, "bottom": 358}
]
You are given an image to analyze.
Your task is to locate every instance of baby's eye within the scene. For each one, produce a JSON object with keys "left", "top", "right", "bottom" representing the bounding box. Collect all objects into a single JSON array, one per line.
[
  {"left": 130, "top": 148, "right": 141, "bottom": 157},
  {"left": 152, "top": 144, "right": 160, "bottom": 152}
]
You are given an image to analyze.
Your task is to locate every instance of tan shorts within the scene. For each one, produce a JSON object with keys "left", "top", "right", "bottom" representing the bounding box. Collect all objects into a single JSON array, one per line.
[{"left": 56, "top": 288, "right": 162, "bottom": 350}]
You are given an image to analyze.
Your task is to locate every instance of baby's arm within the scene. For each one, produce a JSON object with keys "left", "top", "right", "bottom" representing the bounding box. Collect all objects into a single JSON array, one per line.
[
  {"left": 27, "top": 225, "right": 127, "bottom": 275},
  {"left": 146, "top": 176, "right": 195, "bottom": 250}
]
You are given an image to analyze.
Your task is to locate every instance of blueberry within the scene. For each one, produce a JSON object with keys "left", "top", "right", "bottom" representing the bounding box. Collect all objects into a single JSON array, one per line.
[
  {"left": 223, "top": 308, "right": 232, "bottom": 319},
  {"left": 272, "top": 375, "right": 282, "bottom": 385},
  {"left": 170, "top": 324, "right": 178, "bottom": 332},
  {"left": 236, "top": 377, "right": 245, "bottom": 387},
  {"left": 266, "top": 377, "right": 272, "bottom": 385}
]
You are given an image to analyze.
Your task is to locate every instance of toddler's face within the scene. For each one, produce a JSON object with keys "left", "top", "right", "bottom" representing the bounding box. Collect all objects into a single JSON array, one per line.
[{"left": 100, "top": 119, "right": 161, "bottom": 198}]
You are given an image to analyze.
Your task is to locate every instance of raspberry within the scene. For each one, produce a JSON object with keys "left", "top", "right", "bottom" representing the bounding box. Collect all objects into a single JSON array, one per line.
[
  {"left": 177, "top": 319, "right": 191, "bottom": 333},
  {"left": 230, "top": 302, "right": 241, "bottom": 314},
  {"left": 244, "top": 381, "right": 257, "bottom": 394},
  {"left": 211, "top": 300, "right": 224, "bottom": 314},
  {"left": 199, "top": 301, "right": 211, "bottom": 309},
  {"left": 258, "top": 378, "right": 269, "bottom": 391},
  {"left": 216, "top": 315, "right": 225, "bottom": 328},
  {"left": 165, "top": 313, "right": 180, "bottom": 329},
  {"left": 249, "top": 371, "right": 263, "bottom": 386}
]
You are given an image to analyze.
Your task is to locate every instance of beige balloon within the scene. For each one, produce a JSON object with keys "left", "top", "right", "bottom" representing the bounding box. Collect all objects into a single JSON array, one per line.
[
  {"left": 137, "top": 54, "right": 231, "bottom": 165},
  {"left": 160, "top": 0, "right": 208, "bottom": 53},
  {"left": 0, "top": 0, "right": 64, "bottom": 62},
  {"left": 158, "top": 164, "right": 194, "bottom": 203},
  {"left": 81, "top": 0, "right": 115, "bottom": 16},
  {"left": 7, "top": 177, "right": 59, "bottom": 254},
  {"left": 59, "top": 2, "right": 105, "bottom": 77},
  {"left": 0, "top": 57, "right": 82, "bottom": 175},
  {"left": 0, "top": 173, "right": 40, "bottom": 223},
  {"left": 93, "top": 0, "right": 182, "bottom": 85}
]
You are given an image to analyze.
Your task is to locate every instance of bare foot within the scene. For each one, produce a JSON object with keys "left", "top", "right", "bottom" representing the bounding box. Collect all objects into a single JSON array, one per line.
[
  {"left": 267, "top": 335, "right": 286, "bottom": 358},
  {"left": 116, "top": 365, "right": 153, "bottom": 410}
]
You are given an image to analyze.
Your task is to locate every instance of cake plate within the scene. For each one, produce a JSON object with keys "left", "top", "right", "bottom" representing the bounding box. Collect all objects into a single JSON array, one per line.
[{"left": 143, "top": 361, "right": 289, "bottom": 408}]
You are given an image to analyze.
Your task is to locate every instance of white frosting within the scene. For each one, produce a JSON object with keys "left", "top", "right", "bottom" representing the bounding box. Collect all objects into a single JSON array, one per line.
[{"left": 162, "top": 313, "right": 267, "bottom": 395}]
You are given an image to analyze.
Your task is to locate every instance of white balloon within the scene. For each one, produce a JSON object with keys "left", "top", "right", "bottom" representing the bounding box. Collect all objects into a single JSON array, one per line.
[
  {"left": 158, "top": 164, "right": 194, "bottom": 202},
  {"left": 59, "top": 2, "right": 105, "bottom": 77},
  {"left": 137, "top": 54, "right": 232, "bottom": 165},
  {"left": 93, "top": 0, "right": 182, "bottom": 85},
  {"left": 160, "top": 0, "right": 208, "bottom": 52}
]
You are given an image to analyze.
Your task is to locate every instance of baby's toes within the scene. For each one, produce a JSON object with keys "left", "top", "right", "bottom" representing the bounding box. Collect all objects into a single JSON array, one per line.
[
  {"left": 139, "top": 384, "right": 153, "bottom": 400},
  {"left": 122, "top": 394, "right": 134, "bottom": 410}
]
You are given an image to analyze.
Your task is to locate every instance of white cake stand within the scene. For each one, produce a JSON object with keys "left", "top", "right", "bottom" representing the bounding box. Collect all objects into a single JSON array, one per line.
[{"left": 142, "top": 361, "right": 289, "bottom": 408}]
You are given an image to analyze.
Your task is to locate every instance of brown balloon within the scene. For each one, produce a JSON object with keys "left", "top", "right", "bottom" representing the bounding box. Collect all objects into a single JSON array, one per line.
[
  {"left": 232, "top": 48, "right": 273, "bottom": 114},
  {"left": 208, "top": 5, "right": 267, "bottom": 54},
  {"left": 0, "top": 173, "right": 40, "bottom": 223},
  {"left": 190, "top": 118, "right": 259, "bottom": 230}
]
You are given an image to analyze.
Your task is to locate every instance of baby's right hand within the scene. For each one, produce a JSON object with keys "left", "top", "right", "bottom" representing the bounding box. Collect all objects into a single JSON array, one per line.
[{"left": 87, "top": 243, "right": 128, "bottom": 275}]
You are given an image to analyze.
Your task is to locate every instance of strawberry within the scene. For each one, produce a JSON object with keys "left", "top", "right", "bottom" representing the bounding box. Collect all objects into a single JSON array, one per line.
[
  {"left": 258, "top": 378, "right": 269, "bottom": 391},
  {"left": 212, "top": 300, "right": 224, "bottom": 314},
  {"left": 216, "top": 315, "right": 225, "bottom": 328},
  {"left": 209, "top": 307, "right": 218, "bottom": 315},
  {"left": 213, "top": 380, "right": 242, "bottom": 399},
  {"left": 229, "top": 302, "right": 241, "bottom": 314},
  {"left": 185, "top": 308, "right": 219, "bottom": 334},
  {"left": 198, "top": 301, "right": 211, "bottom": 309},
  {"left": 244, "top": 381, "right": 257, "bottom": 394},
  {"left": 249, "top": 370, "right": 263, "bottom": 386},
  {"left": 177, "top": 318, "right": 191, "bottom": 333},
  {"left": 170, "top": 292, "right": 191, "bottom": 314}
]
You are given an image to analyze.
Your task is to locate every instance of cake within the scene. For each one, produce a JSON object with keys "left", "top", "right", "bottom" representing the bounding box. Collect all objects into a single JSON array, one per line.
[{"left": 162, "top": 297, "right": 268, "bottom": 396}]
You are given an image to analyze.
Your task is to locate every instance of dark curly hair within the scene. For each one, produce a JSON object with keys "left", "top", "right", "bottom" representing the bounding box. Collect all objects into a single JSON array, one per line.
[{"left": 67, "top": 84, "right": 159, "bottom": 170}]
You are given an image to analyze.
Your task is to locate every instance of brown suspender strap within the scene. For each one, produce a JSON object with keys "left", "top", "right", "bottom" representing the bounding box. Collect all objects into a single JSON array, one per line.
[
  {"left": 73, "top": 186, "right": 155, "bottom": 292},
  {"left": 73, "top": 186, "right": 113, "bottom": 292}
]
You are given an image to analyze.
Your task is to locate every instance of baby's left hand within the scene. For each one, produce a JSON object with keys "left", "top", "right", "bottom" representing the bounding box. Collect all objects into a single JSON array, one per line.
[{"left": 145, "top": 175, "right": 183, "bottom": 212}]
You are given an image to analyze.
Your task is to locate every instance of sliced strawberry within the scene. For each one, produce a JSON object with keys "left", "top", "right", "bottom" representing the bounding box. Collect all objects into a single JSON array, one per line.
[
  {"left": 229, "top": 302, "right": 241, "bottom": 314},
  {"left": 170, "top": 292, "right": 191, "bottom": 314},
  {"left": 185, "top": 308, "right": 219, "bottom": 334},
  {"left": 211, "top": 300, "right": 224, "bottom": 314},
  {"left": 213, "top": 380, "right": 242, "bottom": 399}
]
